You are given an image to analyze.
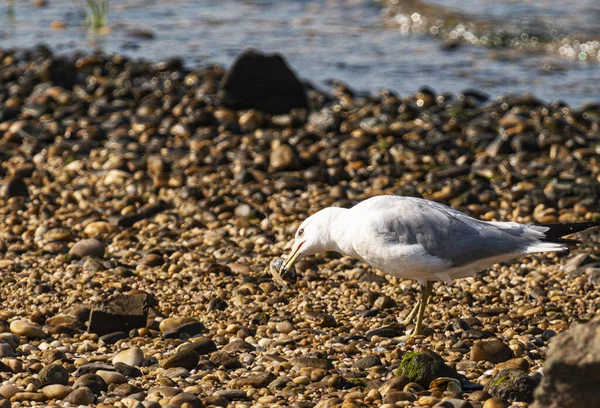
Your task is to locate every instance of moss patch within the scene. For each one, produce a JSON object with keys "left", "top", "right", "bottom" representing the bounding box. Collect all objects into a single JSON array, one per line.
[{"left": 396, "top": 351, "right": 461, "bottom": 388}]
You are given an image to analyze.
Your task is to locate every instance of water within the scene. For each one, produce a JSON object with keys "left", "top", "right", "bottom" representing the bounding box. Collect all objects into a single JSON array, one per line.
[{"left": 0, "top": 0, "right": 599, "bottom": 106}]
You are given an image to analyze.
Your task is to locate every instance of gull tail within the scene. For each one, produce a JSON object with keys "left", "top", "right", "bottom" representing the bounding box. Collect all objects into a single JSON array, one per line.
[
  {"left": 535, "top": 221, "right": 600, "bottom": 244},
  {"left": 525, "top": 221, "right": 600, "bottom": 253}
]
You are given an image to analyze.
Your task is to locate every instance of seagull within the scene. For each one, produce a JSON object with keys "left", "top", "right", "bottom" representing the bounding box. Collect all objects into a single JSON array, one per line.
[{"left": 279, "top": 195, "right": 598, "bottom": 335}]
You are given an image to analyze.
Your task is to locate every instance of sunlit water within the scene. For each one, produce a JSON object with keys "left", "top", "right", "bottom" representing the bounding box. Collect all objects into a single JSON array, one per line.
[{"left": 0, "top": 0, "right": 599, "bottom": 106}]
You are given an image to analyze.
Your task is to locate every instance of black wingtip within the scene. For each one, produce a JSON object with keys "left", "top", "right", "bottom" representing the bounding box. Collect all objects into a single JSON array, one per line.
[{"left": 535, "top": 221, "right": 600, "bottom": 243}]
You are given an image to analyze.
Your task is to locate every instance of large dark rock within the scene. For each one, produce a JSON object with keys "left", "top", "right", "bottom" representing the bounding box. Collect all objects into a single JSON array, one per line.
[
  {"left": 396, "top": 351, "right": 462, "bottom": 388},
  {"left": 533, "top": 316, "right": 600, "bottom": 408},
  {"left": 88, "top": 294, "right": 150, "bottom": 335},
  {"left": 485, "top": 369, "right": 538, "bottom": 403},
  {"left": 218, "top": 49, "right": 308, "bottom": 114},
  {"left": 39, "top": 363, "right": 69, "bottom": 386},
  {"left": 179, "top": 337, "right": 218, "bottom": 355},
  {"left": 1, "top": 176, "right": 28, "bottom": 198}
]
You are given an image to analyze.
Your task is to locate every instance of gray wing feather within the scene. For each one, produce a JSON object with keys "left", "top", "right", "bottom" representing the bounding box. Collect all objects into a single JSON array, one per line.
[{"left": 357, "top": 196, "right": 543, "bottom": 267}]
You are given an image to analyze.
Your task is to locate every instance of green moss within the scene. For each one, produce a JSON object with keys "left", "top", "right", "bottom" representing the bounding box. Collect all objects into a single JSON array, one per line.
[
  {"left": 396, "top": 351, "right": 461, "bottom": 388},
  {"left": 347, "top": 378, "right": 367, "bottom": 389},
  {"left": 490, "top": 374, "right": 509, "bottom": 387},
  {"left": 396, "top": 352, "right": 422, "bottom": 380}
]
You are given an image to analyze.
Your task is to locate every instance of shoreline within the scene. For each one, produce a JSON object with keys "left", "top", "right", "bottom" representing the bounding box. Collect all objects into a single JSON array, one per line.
[{"left": 0, "top": 46, "right": 599, "bottom": 408}]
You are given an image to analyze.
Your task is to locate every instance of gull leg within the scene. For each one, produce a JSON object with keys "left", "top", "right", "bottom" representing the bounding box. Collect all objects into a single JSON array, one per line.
[
  {"left": 413, "top": 281, "right": 433, "bottom": 336},
  {"left": 401, "top": 301, "right": 420, "bottom": 326}
]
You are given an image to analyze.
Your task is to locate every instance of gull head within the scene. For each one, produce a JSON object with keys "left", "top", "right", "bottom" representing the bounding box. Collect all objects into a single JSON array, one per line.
[{"left": 280, "top": 207, "right": 339, "bottom": 275}]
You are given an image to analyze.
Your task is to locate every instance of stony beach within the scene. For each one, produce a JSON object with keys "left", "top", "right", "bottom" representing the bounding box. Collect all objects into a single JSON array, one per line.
[{"left": 0, "top": 46, "right": 599, "bottom": 408}]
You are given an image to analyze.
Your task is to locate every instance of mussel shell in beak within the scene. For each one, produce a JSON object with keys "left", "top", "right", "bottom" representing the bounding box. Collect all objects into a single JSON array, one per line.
[{"left": 269, "top": 257, "right": 297, "bottom": 286}]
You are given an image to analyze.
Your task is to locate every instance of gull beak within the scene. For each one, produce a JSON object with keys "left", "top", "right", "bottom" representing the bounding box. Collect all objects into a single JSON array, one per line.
[{"left": 281, "top": 241, "right": 303, "bottom": 278}]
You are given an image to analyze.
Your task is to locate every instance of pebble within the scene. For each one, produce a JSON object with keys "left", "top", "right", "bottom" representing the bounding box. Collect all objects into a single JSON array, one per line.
[
  {"left": 483, "top": 397, "right": 509, "bottom": 408},
  {"left": 65, "top": 387, "right": 95, "bottom": 405},
  {"left": 0, "top": 384, "right": 20, "bottom": 399},
  {"left": 0, "top": 342, "right": 14, "bottom": 357},
  {"left": 113, "top": 347, "right": 145, "bottom": 367},
  {"left": 41, "top": 384, "right": 73, "bottom": 400},
  {"left": 0, "top": 46, "right": 598, "bottom": 408},
  {"left": 9, "top": 320, "right": 47, "bottom": 339},
  {"left": 96, "top": 369, "right": 127, "bottom": 384},
  {"left": 69, "top": 238, "right": 105, "bottom": 258},
  {"left": 39, "top": 363, "right": 69, "bottom": 385},
  {"left": 471, "top": 338, "right": 513, "bottom": 363},
  {"left": 161, "top": 349, "right": 200, "bottom": 370}
]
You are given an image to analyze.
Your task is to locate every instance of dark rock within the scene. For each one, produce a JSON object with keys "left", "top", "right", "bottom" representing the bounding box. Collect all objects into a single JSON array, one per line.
[
  {"left": 373, "top": 295, "right": 396, "bottom": 309},
  {"left": 113, "top": 383, "right": 144, "bottom": 396},
  {"left": 162, "top": 321, "right": 206, "bottom": 339},
  {"left": 235, "top": 372, "right": 276, "bottom": 388},
  {"left": 533, "top": 316, "right": 600, "bottom": 408},
  {"left": 366, "top": 325, "right": 404, "bottom": 339},
  {"left": 202, "top": 395, "right": 229, "bottom": 407},
  {"left": 74, "top": 363, "right": 115, "bottom": 377},
  {"left": 64, "top": 387, "right": 95, "bottom": 405},
  {"left": 222, "top": 340, "right": 255, "bottom": 352},
  {"left": 209, "top": 351, "right": 241, "bottom": 369},
  {"left": 74, "top": 373, "right": 108, "bottom": 395},
  {"left": 355, "top": 355, "right": 382, "bottom": 370},
  {"left": 114, "top": 362, "right": 142, "bottom": 378},
  {"left": 471, "top": 338, "right": 513, "bottom": 363},
  {"left": 269, "top": 144, "right": 300, "bottom": 172},
  {"left": 88, "top": 294, "right": 150, "bottom": 335},
  {"left": 396, "top": 351, "right": 462, "bottom": 388},
  {"left": 116, "top": 200, "right": 169, "bottom": 228},
  {"left": 213, "top": 389, "right": 248, "bottom": 400},
  {"left": 293, "top": 356, "right": 334, "bottom": 370},
  {"left": 39, "top": 363, "right": 69, "bottom": 386},
  {"left": 178, "top": 337, "right": 218, "bottom": 355},
  {"left": 1, "top": 176, "right": 28, "bottom": 198},
  {"left": 161, "top": 349, "right": 200, "bottom": 370},
  {"left": 219, "top": 49, "right": 308, "bottom": 114},
  {"left": 169, "top": 392, "right": 202, "bottom": 407},
  {"left": 99, "top": 331, "right": 128, "bottom": 345},
  {"left": 485, "top": 369, "right": 538, "bottom": 403},
  {"left": 162, "top": 367, "right": 191, "bottom": 379}
]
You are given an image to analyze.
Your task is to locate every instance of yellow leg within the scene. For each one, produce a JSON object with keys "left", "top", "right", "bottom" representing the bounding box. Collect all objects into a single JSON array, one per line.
[
  {"left": 402, "top": 302, "right": 420, "bottom": 325},
  {"left": 413, "top": 281, "right": 433, "bottom": 336}
]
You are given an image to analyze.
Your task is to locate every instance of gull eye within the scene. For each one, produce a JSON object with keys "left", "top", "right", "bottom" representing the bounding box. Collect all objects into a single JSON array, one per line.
[{"left": 298, "top": 228, "right": 304, "bottom": 238}]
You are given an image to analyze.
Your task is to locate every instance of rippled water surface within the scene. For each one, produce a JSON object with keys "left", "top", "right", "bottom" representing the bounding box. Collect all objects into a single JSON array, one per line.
[{"left": 0, "top": 0, "right": 599, "bottom": 106}]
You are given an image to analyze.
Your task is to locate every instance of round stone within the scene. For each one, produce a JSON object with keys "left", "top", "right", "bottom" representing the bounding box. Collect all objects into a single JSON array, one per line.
[
  {"left": 83, "top": 221, "right": 115, "bottom": 238},
  {"left": 113, "top": 347, "right": 145, "bottom": 367},
  {"left": 471, "top": 338, "right": 513, "bottom": 363},
  {"left": 96, "top": 370, "right": 127, "bottom": 385},
  {"left": 69, "top": 238, "right": 105, "bottom": 258},
  {"left": 160, "top": 349, "right": 200, "bottom": 370},
  {"left": 0, "top": 342, "right": 14, "bottom": 357},
  {"left": 41, "top": 384, "right": 72, "bottom": 400},
  {"left": 9, "top": 320, "right": 47, "bottom": 339},
  {"left": 65, "top": 387, "right": 95, "bottom": 405},
  {"left": 0, "top": 384, "right": 20, "bottom": 399}
]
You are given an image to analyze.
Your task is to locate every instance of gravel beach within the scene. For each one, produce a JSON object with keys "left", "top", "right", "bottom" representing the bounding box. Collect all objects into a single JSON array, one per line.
[{"left": 0, "top": 47, "right": 599, "bottom": 408}]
